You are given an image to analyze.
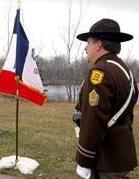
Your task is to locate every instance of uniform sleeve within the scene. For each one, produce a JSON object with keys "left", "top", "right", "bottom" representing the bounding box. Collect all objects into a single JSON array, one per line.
[
  {"left": 75, "top": 81, "right": 84, "bottom": 112},
  {"left": 75, "top": 68, "right": 115, "bottom": 168}
]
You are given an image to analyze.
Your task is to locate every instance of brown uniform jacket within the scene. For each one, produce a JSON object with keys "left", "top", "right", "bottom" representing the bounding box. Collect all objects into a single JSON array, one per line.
[{"left": 75, "top": 53, "right": 138, "bottom": 172}]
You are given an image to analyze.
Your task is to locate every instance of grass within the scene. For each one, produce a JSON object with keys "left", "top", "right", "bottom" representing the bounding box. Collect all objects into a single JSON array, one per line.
[{"left": 0, "top": 96, "right": 139, "bottom": 179}]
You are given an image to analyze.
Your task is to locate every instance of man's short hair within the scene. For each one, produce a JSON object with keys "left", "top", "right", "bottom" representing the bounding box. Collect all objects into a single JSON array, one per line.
[{"left": 101, "top": 40, "right": 121, "bottom": 54}]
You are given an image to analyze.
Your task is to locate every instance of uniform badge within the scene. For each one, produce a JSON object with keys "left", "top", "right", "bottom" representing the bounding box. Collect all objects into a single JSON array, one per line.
[
  {"left": 90, "top": 70, "right": 104, "bottom": 85},
  {"left": 89, "top": 90, "right": 99, "bottom": 106}
]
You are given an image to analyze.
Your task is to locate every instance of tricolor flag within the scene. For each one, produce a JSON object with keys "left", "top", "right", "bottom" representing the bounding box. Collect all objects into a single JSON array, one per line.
[{"left": 0, "top": 9, "right": 47, "bottom": 105}]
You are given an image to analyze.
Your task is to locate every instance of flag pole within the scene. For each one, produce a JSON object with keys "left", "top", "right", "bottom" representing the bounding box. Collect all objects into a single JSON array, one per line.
[
  {"left": 15, "top": 77, "right": 19, "bottom": 162},
  {"left": 17, "top": 0, "right": 21, "bottom": 9},
  {"left": 15, "top": 0, "right": 21, "bottom": 164}
]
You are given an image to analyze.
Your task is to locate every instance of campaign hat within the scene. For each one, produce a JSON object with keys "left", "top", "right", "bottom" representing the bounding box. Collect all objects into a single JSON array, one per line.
[{"left": 77, "top": 18, "right": 133, "bottom": 42}]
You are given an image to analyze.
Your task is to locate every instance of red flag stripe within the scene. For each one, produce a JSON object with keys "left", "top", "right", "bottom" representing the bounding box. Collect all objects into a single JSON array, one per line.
[{"left": 0, "top": 70, "right": 47, "bottom": 105}]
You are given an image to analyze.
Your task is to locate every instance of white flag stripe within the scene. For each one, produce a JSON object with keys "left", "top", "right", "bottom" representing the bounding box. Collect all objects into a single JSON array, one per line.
[
  {"left": 22, "top": 46, "right": 44, "bottom": 92},
  {"left": 3, "top": 35, "right": 17, "bottom": 72}
]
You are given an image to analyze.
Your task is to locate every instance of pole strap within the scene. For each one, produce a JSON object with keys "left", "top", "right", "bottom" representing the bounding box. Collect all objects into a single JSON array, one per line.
[{"left": 107, "top": 60, "right": 134, "bottom": 127}]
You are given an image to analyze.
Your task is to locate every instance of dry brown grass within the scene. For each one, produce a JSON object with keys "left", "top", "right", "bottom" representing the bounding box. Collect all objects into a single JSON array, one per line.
[{"left": 0, "top": 96, "right": 138, "bottom": 178}]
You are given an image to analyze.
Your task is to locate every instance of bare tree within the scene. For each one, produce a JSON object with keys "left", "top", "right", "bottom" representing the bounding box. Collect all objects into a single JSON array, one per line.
[
  {"left": 125, "top": 59, "right": 139, "bottom": 82},
  {"left": 3, "top": 1, "right": 13, "bottom": 57},
  {"left": 124, "top": 47, "right": 139, "bottom": 82},
  {"left": 0, "top": 57, "right": 5, "bottom": 69},
  {"left": 60, "top": 0, "right": 86, "bottom": 101}
]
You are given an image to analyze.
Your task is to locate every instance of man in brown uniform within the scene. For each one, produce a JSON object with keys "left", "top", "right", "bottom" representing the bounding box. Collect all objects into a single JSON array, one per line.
[{"left": 75, "top": 19, "right": 138, "bottom": 179}]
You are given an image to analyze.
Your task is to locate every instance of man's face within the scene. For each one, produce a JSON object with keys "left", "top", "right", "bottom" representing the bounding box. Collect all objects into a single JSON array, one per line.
[{"left": 85, "top": 38, "right": 100, "bottom": 64}]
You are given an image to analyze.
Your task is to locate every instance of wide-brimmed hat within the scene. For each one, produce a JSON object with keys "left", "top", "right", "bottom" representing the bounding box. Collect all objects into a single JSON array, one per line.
[{"left": 77, "top": 19, "right": 133, "bottom": 42}]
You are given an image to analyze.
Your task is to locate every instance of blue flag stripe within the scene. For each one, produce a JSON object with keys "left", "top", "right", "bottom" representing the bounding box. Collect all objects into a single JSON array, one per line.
[{"left": 13, "top": 9, "right": 29, "bottom": 79}]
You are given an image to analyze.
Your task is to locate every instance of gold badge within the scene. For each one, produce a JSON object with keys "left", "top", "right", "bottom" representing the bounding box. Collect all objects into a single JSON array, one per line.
[
  {"left": 89, "top": 90, "right": 99, "bottom": 106},
  {"left": 90, "top": 70, "right": 104, "bottom": 85}
]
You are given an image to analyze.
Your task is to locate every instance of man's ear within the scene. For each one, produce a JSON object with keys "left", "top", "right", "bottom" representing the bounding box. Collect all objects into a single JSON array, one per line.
[{"left": 96, "top": 40, "right": 102, "bottom": 51}]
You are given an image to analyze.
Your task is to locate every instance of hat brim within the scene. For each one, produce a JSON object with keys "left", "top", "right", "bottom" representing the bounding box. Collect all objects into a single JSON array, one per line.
[{"left": 77, "top": 32, "right": 133, "bottom": 42}]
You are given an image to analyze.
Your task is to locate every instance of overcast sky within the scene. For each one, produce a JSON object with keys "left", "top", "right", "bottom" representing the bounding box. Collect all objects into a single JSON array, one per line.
[
  {"left": 88, "top": 0, "right": 139, "bottom": 12},
  {"left": 0, "top": 0, "right": 139, "bottom": 60}
]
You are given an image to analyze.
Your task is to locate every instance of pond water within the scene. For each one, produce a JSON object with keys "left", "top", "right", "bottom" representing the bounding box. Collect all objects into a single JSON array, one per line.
[
  {"left": 44, "top": 84, "right": 139, "bottom": 104},
  {"left": 44, "top": 85, "right": 80, "bottom": 101}
]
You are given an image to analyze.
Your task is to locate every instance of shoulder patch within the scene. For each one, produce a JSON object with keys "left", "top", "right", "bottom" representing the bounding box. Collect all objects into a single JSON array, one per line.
[
  {"left": 89, "top": 90, "right": 99, "bottom": 106},
  {"left": 90, "top": 70, "right": 104, "bottom": 85}
]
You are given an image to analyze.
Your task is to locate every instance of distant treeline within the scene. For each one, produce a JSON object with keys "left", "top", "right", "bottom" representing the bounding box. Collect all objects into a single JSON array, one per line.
[
  {"left": 35, "top": 55, "right": 139, "bottom": 85},
  {"left": 0, "top": 55, "right": 139, "bottom": 85},
  {"left": 36, "top": 55, "right": 90, "bottom": 85}
]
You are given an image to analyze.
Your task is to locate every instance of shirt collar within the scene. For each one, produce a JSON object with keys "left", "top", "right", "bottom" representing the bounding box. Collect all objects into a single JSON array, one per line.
[{"left": 95, "top": 53, "right": 117, "bottom": 64}]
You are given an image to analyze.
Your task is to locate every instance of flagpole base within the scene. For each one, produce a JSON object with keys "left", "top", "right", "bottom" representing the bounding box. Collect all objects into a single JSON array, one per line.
[{"left": 0, "top": 155, "right": 39, "bottom": 175}]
